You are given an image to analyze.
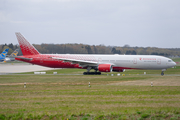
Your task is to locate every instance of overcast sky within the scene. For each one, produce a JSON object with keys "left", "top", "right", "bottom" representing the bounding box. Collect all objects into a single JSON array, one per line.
[{"left": 0, "top": 0, "right": 180, "bottom": 48}]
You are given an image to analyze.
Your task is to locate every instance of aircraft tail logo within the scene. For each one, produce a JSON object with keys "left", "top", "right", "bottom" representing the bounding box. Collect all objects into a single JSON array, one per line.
[
  {"left": 0, "top": 48, "right": 9, "bottom": 58},
  {"left": 10, "top": 49, "right": 19, "bottom": 57},
  {"left": 15, "top": 32, "right": 40, "bottom": 56}
]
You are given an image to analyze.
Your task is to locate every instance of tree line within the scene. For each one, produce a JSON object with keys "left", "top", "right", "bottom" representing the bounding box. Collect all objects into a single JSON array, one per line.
[{"left": 1, "top": 43, "right": 180, "bottom": 57}]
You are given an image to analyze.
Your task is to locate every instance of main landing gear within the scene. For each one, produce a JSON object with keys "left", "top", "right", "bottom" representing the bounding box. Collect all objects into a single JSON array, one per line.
[
  {"left": 83, "top": 72, "right": 101, "bottom": 75},
  {"left": 83, "top": 66, "right": 101, "bottom": 75}
]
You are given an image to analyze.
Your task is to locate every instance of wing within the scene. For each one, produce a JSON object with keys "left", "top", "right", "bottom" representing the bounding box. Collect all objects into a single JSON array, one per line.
[{"left": 51, "top": 57, "right": 98, "bottom": 67}]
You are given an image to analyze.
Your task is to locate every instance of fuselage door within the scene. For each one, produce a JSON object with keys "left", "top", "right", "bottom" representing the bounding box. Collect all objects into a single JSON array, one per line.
[
  {"left": 157, "top": 59, "right": 161, "bottom": 64},
  {"left": 133, "top": 58, "right": 137, "bottom": 64}
]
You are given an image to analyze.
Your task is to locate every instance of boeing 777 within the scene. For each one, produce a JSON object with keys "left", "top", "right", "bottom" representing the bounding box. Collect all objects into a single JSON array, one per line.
[
  {"left": 0, "top": 48, "right": 9, "bottom": 62},
  {"left": 4, "top": 49, "right": 19, "bottom": 62},
  {"left": 15, "top": 32, "right": 176, "bottom": 75}
]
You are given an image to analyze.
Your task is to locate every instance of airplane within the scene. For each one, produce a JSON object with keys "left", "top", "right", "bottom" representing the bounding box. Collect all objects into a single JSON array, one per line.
[
  {"left": 4, "top": 49, "right": 19, "bottom": 62},
  {"left": 0, "top": 48, "right": 9, "bottom": 62},
  {"left": 14, "top": 32, "right": 176, "bottom": 76}
]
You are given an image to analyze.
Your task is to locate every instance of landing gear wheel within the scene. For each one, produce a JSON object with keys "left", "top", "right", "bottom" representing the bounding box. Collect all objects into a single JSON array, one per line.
[
  {"left": 161, "top": 72, "right": 164, "bottom": 76},
  {"left": 83, "top": 72, "right": 101, "bottom": 75}
]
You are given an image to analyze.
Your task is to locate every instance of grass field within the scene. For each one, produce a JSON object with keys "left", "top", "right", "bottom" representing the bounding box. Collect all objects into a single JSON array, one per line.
[{"left": 0, "top": 58, "right": 180, "bottom": 120}]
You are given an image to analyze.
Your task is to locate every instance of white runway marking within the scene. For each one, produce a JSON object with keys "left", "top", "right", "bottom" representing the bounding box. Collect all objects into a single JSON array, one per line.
[{"left": 0, "top": 63, "right": 58, "bottom": 73}]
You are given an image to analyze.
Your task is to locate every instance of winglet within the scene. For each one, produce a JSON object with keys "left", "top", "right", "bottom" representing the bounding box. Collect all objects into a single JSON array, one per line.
[{"left": 15, "top": 32, "right": 40, "bottom": 56}]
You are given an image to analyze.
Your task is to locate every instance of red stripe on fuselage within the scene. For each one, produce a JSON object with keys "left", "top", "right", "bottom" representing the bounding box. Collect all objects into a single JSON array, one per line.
[{"left": 15, "top": 54, "right": 83, "bottom": 68}]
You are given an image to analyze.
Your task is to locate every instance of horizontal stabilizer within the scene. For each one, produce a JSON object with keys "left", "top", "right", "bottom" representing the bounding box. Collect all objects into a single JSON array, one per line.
[{"left": 15, "top": 56, "right": 33, "bottom": 60}]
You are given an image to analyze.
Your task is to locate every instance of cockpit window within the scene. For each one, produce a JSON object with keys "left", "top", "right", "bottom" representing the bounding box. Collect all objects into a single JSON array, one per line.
[{"left": 168, "top": 60, "right": 172, "bottom": 62}]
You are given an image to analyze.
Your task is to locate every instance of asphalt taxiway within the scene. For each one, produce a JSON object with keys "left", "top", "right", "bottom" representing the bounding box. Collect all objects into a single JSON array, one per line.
[{"left": 0, "top": 63, "right": 57, "bottom": 74}]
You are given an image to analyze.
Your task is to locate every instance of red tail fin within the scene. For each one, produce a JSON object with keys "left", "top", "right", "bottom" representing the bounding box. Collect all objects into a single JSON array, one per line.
[{"left": 15, "top": 32, "right": 40, "bottom": 56}]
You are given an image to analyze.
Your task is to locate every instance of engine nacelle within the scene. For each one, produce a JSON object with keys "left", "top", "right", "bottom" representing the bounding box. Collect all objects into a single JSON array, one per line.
[
  {"left": 98, "top": 64, "right": 112, "bottom": 72},
  {"left": 4, "top": 58, "right": 10, "bottom": 62},
  {"left": 112, "top": 69, "right": 125, "bottom": 72},
  {"left": 112, "top": 67, "right": 125, "bottom": 72}
]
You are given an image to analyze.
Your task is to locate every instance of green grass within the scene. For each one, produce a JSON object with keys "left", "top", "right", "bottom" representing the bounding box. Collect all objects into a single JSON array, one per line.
[
  {"left": 0, "top": 84, "right": 180, "bottom": 119},
  {"left": 0, "top": 68, "right": 180, "bottom": 119},
  {"left": 172, "top": 58, "right": 180, "bottom": 62},
  {"left": 0, "top": 74, "right": 151, "bottom": 85},
  {"left": 124, "top": 66, "right": 180, "bottom": 75}
]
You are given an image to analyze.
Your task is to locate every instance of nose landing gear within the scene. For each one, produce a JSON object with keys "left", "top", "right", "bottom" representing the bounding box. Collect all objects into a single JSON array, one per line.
[
  {"left": 161, "top": 69, "right": 166, "bottom": 76},
  {"left": 161, "top": 71, "right": 164, "bottom": 76}
]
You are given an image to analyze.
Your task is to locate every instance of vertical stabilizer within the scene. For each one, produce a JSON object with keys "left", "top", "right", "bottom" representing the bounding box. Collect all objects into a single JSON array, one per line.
[
  {"left": 10, "top": 49, "right": 19, "bottom": 57},
  {"left": 15, "top": 32, "right": 40, "bottom": 56},
  {"left": 0, "top": 48, "right": 9, "bottom": 58}
]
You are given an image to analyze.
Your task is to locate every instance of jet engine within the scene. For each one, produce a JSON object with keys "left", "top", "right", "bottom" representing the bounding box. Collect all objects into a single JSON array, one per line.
[{"left": 98, "top": 64, "right": 112, "bottom": 72}]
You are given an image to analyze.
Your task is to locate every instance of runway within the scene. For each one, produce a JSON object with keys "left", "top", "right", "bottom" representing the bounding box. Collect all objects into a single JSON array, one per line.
[{"left": 0, "top": 62, "right": 58, "bottom": 74}]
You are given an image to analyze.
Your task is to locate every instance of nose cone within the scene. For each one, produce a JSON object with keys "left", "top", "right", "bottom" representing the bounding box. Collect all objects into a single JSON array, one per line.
[
  {"left": 173, "top": 62, "right": 177, "bottom": 67},
  {"left": 170, "top": 61, "right": 176, "bottom": 68},
  {"left": 167, "top": 59, "right": 176, "bottom": 68}
]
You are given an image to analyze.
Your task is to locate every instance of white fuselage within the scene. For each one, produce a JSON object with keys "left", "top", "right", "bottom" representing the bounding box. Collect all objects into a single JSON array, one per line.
[
  {"left": 4, "top": 57, "right": 16, "bottom": 62},
  {"left": 50, "top": 54, "right": 176, "bottom": 70}
]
